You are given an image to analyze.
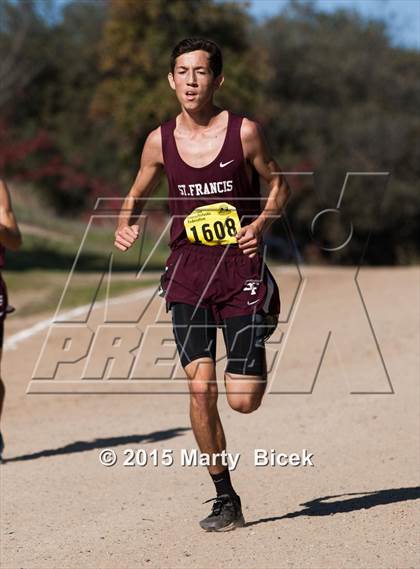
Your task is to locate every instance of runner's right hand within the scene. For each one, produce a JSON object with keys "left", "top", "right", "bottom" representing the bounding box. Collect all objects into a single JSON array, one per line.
[{"left": 114, "top": 224, "right": 139, "bottom": 251}]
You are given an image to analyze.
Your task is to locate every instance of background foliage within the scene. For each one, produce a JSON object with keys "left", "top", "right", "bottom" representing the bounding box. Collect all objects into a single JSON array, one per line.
[{"left": 0, "top": 0, "right": 418, "bottom": 264}]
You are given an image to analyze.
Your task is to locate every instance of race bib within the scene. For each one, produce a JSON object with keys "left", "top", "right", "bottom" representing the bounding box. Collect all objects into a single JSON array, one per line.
[{"left": 184, "top": 202, "right": 241, "bottom": 246}]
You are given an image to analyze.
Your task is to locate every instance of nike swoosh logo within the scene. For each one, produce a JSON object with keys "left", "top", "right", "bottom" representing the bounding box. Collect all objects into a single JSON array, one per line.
[
  {"left": 247, "top": 299, "right": 260, "bottom": 305},
  {"left": 220, "top": 160, "right": 234, "bottom": 168}
]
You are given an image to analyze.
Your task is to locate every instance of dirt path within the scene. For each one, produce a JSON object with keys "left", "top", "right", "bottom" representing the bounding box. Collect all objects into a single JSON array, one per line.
[{"left": 1, "top": 266, "right": 419, "bottom": 569}]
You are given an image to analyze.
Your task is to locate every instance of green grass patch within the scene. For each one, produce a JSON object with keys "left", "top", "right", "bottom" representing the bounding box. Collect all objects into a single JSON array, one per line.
[{"left": 4, "top": 269, "right": 159, "bottom": 317}]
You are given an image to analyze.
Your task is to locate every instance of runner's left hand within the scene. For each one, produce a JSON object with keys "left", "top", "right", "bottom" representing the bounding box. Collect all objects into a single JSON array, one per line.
[{"left": 236, "top": 224, "right": 262, "bottom": 258}]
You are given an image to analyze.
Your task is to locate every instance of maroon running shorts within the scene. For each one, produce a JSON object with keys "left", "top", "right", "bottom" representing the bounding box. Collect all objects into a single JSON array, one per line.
[{"left": 160, "top": 243, "right": 280, "bottom": 325}]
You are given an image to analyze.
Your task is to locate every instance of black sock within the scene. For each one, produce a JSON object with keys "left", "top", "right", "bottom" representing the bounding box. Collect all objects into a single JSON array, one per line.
[{"left": 210, "top": 468, "right": 238, "bottom": 499}]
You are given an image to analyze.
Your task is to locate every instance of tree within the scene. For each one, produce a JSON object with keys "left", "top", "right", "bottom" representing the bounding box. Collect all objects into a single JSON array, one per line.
[
  {"left": 258, "top": 1, "right": 420, "bottom": 264},
  {"left": 90, "top": 0, "right": 266, "bottom": 185}
]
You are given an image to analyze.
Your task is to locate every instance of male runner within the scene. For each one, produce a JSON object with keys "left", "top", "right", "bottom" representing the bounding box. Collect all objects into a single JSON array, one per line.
[
  {"left": 0, "top": 179, "right": 22, "bottom": 463},
  {"left": 114, "top": 38, "right": 290, "bottom": 531}
]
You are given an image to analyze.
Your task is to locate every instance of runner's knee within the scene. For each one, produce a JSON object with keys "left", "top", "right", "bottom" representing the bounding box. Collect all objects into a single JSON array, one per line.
[
  {"left": 189, "top": 375, "right": 218, "bottom": 410},
  {"left": 225, "top": 370, "right": 266, "bottom": 413},
  {"left": 227, "top": 394, "right": 262, "bottom": 414}
]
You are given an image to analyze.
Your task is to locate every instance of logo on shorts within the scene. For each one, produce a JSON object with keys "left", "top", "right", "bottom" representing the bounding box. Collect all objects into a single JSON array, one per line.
[{"left": 243, "top": 280, "right": 261, "bottom": 296}]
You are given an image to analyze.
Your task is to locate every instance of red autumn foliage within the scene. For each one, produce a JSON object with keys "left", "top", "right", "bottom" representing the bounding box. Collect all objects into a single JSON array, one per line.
[{"left": 0, "top": 119, "right": 119, "bottom": 213}]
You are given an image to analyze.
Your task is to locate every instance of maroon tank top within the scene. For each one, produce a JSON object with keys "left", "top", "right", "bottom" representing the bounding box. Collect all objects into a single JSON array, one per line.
[
  {"left": 0, "top": 244, "right": 5, "bottom": 269},
  {"left": 161, "top": 110, "right": 262, "bottom": 250}
]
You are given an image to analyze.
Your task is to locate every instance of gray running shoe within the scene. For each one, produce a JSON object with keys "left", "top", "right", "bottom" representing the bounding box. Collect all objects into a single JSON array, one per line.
[{"left": 199, "top": 494, "right": 245, "bottom": 531}]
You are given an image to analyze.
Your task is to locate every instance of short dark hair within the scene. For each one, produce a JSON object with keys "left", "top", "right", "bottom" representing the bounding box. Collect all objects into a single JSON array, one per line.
[{"left": 170, "top": 38, "right": 223, "bottom": 77}]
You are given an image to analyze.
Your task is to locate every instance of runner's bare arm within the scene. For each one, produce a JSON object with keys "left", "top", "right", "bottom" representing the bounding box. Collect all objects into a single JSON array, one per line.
[
  {"left": 114, "top": 128, "right": 164, "bottom": 251},
  {"left": 237, "top": 119, "right": 290, "bottom": 257},
  {"left": 0, "top": 179, "right": 22, "bottom": 251}
]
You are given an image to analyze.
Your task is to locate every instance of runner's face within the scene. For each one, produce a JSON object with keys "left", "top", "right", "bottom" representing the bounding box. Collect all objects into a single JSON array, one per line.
[{"left": 168, "top": 50, "right": 223, "bottom": 109}]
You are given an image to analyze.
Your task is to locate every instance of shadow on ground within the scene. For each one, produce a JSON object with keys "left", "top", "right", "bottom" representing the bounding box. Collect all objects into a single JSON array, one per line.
[
  {"left": 4, "top": 427, "right": 190, "bottom": 463},
  {"left": 244, "top": 486, "right": 420, "bottom": 527}
]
